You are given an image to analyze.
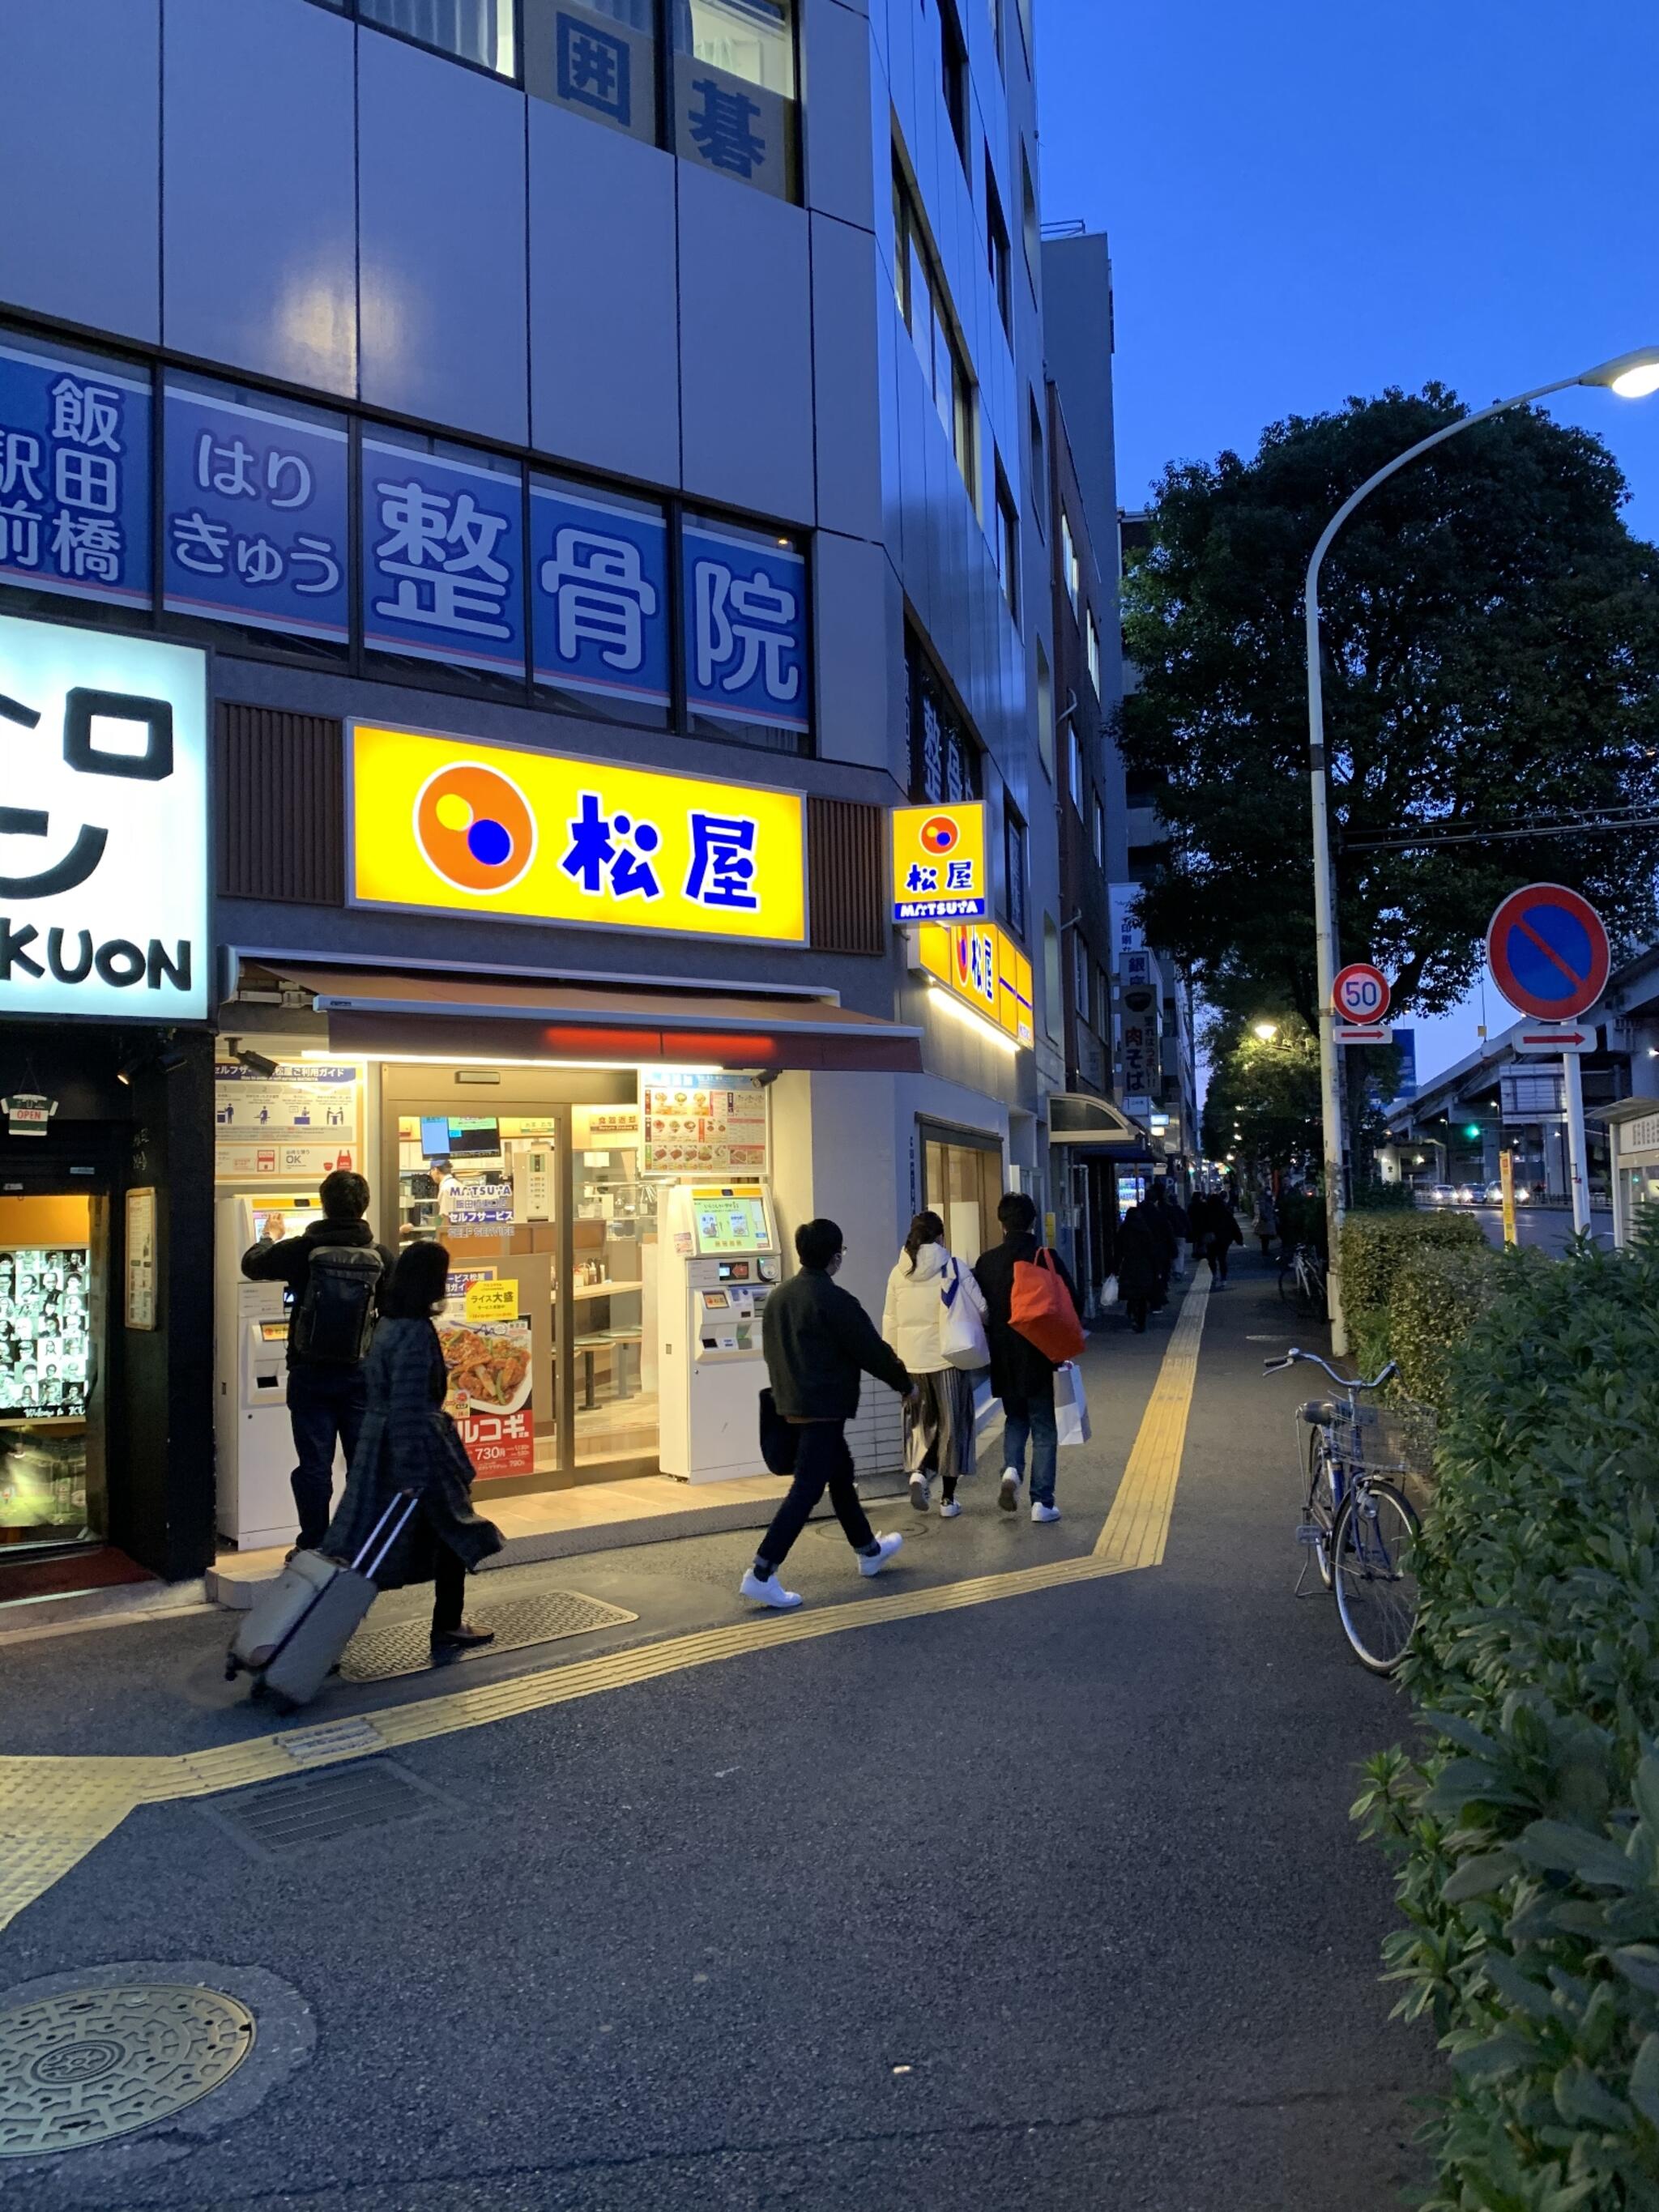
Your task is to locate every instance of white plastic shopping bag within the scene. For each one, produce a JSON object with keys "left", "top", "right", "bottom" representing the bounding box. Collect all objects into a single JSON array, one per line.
[
  {"left": 1054, "top": 1361, "right": 1091, "bottom": 1447},
  {"left": 939, "top": 1258, "right": 991, "bottom": 1370}
]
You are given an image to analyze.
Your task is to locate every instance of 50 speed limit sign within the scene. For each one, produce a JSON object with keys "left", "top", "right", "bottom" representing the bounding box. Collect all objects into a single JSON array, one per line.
[{"left": 1332, "top": 962, "right": 1391, "bottom": 1024}]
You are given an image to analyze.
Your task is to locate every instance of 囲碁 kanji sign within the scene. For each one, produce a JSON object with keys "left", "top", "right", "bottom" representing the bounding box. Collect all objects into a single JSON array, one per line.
[
  {"left": 361, "top": 441, "right": 526, "bottom": 676},
  {"left": 164, "top": 384, "right": 348, "bottom": 642},
  {"left": 0, "top": 342, "right": 151, "bottom": 612},
  {"left": 0, "top": 611, "right": 207, "bottom": 1019},
  {"left": 348, "top": 723, "right": 807, "bottom": 944},
  {"left": 891, "top": 803, "right": 987, "bottom": 922}
]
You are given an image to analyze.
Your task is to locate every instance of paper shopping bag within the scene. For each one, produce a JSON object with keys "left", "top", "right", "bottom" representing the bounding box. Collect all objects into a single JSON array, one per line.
[{"left": 1054, "top": 1361, "right": 1091, "bottom": 1447}]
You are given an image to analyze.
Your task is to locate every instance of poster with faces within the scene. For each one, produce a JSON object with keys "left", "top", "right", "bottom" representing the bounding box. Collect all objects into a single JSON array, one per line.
[{"left": 0, "top": 1247, "right": 91, "bottom": 1415}]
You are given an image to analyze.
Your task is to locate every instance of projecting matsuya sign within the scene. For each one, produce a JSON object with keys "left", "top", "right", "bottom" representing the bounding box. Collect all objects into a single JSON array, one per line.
[{"left": 0, "top": 611, "right": 208, "bottom": 1019}]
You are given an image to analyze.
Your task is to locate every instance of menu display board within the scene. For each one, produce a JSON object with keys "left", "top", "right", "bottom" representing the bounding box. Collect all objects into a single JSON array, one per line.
[
  {"left": 437, "top": 1268, "right": 534, "bottom": 1477},
  {"left": 125, "top": 1189, "right": 157, "bottom": 1331},
  {"left": 691, "top": 1191, "right": 771, "bottom": 1255},
  {"left": 215, "top": 1062, "right": 362, "bottom": 1183},
  {"left": 642, "top": 1071, "right": 766, "bottom": 1173},
  {"left": 0, "top": 1246, "right": 91, "bottom": 1414}
]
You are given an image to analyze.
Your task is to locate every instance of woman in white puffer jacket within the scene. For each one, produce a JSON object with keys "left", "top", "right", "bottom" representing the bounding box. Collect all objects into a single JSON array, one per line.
[{"left": 881, "top": 1210, "right": 987, "bottom": 1518}]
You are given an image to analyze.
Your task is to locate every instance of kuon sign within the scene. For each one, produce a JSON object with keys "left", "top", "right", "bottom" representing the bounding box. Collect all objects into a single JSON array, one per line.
[{"left": 0, "top": 611, "right": 207, "bottom": 1019}]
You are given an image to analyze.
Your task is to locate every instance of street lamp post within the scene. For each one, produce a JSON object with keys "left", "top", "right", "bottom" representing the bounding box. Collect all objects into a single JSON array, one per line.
[{"left": 1305, "top": 347, "right": 1659, "bottom": 1353}]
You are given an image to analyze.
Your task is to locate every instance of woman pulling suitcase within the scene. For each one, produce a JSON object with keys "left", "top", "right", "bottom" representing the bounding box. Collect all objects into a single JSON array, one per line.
[{"left": 323, "top": 1240, "right": 504, "bottom": 1651}]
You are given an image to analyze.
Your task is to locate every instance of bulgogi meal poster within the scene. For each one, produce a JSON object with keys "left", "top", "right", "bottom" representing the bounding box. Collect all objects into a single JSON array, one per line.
[{"left": 439, "top": 1269, "right": 535, "bottom": 1478}]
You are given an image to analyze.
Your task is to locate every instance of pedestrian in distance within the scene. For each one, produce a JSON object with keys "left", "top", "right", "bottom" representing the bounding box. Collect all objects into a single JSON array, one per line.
[
  {"left": 740, "top": 1218, "right": 915, "bottom": 1610},
  {"left": 322, "top": 1241, "right": 503, "bottom": 1652},
  {"left": 1114, "top": 1199, "right": 1163, "bottom": 1334},
  {"left": 1252, "top": 1187, "right": 1278, "bottom": 1256},
  {"left": 1142, "top": 1181, "right": 1181, "bottom": 1312},
  {"left": 1192, "top": 1190, "right": 1243, "bottom": 1287},
  {"left": 241, "top": 1170, "right": 395, "bottom": 1555},
  {"left": 973, "top": 1192, "right": 1082, "bottom": 1523},
  {"left": 881, "top": 1210, "right": 987, "bottom": 1518}
]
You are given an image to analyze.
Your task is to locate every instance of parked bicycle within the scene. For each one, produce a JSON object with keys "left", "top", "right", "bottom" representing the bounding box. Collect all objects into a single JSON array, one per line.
[
  {"left": 1277, "top": 1242, "right": 1328, "bottom": 1320},
  {"left": 1261, "top": 1347, "right": 1421, "bottom": 1674}
]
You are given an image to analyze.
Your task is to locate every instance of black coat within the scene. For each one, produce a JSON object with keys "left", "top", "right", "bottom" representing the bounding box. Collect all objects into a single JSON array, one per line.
[
  {"left": 241, "top": 1218, "right": 395, "bottom": 1368},
  {"left": 973, "top": 1233, "right": 1081, "bottom": 1403},
  {"left": 322, "top": 1317, "right": 503, "bottom": 1587},
  {"left": 761, "top": 1267, "right": 911, "bottom": 1421},
  {"left": 1115, "top": 1207, "right": 1163, "bottom": 1302}
]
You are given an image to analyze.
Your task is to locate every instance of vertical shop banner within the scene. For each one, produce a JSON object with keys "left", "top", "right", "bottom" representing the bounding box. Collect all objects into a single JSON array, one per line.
[
  {"left": 163, "top": 386, "right": 348, "bottom": 641},
  {"left": 0, "top": 342, "right": 151, "bottom": 609},
  {"left": 438, "top": 1268, "right": 535, "bottom": 1478},
  {"left": 213, "top": 1063, "right": 362, "bottom": 1182},
  {"left": 680, "top": 522, "right": 808, "bottom": 733},
  {"left": 531, "top": 482, "right": 670, "bottom": 709},
  {"left": 124, "top": 1188, "right": 157, "bottom": 1330},
  {"left": 361, "top": 441, "right": 526, "bottom": 676}
]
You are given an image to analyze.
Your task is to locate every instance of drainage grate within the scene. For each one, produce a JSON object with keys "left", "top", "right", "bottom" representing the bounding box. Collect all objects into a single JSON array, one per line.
[
  {"left": 0, "top": 1985, "right": 255, "bottom": 2158},
  {"left": 212, "top": 1762, "right": 428, "bottom": 1856},
  {"left": 337, "top": 1589, "right": 637, "bottom": 1684}
]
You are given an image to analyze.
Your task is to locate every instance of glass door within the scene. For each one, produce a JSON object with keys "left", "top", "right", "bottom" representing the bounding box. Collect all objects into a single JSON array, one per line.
[
  {"left": 0, "top": 1191, "right": 104, "bottom": 1552},
  {"left": 569, "top": 1126, "right": 659, "bottom": 1480}
]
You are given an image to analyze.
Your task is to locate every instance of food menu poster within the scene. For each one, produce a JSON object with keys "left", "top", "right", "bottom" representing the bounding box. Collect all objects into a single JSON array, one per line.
[
  {"left": 642, "top": 1070, "right": 767, "bottom": 1174},
  {"left": 437, "top": 1267, "right": 535, "bottom": 1479},
  {"left": 0, "top": 1247, "right": 91, "bottom": 1415},
  {"left": 215, "top": 1063, "right": 363, "bottom": 1183}
]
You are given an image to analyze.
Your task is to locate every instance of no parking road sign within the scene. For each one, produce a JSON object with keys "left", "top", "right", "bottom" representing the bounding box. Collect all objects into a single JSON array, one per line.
[
  {"left": 1332, "top": 961, "right": 1391, "bottom": 1024},
  {"left": 1486, "top": 884, "right": 1610, "bottom": 1021}
]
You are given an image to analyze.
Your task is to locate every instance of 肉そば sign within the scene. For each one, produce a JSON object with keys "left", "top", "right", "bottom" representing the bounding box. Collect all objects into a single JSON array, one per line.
[
  {"left": 0, "top": 611, "right": 207, "bottom": 1019},
  {"left": 348, "top": 722, "right": 806, "bottom": 945}
]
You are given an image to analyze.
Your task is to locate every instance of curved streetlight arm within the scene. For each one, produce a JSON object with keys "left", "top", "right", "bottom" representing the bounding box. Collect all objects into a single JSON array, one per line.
[{"left": 1303, "top": 373, "right": 1579, "bottom": 1351}]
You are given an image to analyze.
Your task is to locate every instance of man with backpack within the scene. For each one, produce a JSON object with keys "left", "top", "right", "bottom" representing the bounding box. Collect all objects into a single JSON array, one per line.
[
  {"left": 241, "top": 1170, "right": 395, "bottom": 1554},
  {"left": 974, "top": 1192, "right": 1083, "bottom": 1523}
]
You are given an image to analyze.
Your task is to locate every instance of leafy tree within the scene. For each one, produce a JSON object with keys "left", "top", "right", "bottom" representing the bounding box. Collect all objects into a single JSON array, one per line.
[
  {"left": 1119, "top": 388, "right": 1659, "bottom": 1028},
  {"left": 1200, "top": 1021, "right": 1323, "bottom": 1169}
]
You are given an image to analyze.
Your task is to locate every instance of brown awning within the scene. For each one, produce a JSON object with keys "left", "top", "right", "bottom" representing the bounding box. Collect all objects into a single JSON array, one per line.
[{"left": 243, "top": 961, "right": 923, "bottom": 1075}]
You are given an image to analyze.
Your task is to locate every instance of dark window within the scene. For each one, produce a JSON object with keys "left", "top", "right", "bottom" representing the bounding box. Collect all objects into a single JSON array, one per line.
[
  {"left": 356, "top": 0, "right": 515, "bottom": 73},
  {"left": 1028, "top": 394, "right": 1046, "bottom": 535},
  {"left": 894, "top": 159, "right": 979, "bottom": 506},
  {"left": 986, "top": 0, "right": 1004, "bottom": 70},
  {"left": 907, "top": 629, "right": 983, "bottom": 804},
  {"left": 1020, "top": 143, "right": 1039, "bottom": 291},
  {"left": 1004, "top": 804, "right": 1027, "bottom": 940},
  {"left": 985, "top": 160, "right": 1013, "bottom": 339},
  {"left": 939, "top": 0, "right": 970, "bottom": 166},
  {"left": 993, "top": 460, "right": 1018, "bottom": 621}
]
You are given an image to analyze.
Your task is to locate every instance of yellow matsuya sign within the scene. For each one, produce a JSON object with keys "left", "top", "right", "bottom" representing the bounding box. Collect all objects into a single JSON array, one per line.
[
  {"left": 890, "top": 800, "right": 987, "bottom": 922},
  {"left": 918, "top": 921, "right": 1034, "bottom": 1048},
  {"left": 348, "top": 723, "right": 807, "bottom": 944}
]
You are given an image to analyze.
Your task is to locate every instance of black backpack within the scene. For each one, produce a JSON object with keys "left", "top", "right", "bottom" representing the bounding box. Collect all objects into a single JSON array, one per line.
[{"left": 289, "top": 1244, "right": 383, "bottom": 1366}]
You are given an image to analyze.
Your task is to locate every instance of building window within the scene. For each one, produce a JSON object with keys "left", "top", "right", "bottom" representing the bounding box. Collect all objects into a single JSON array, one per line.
[
  {"left": 1093, "top": 792, "right": 1105, "bottom": 867},
  {"left": 993, "top": 462, "right": 1018, "bottom": 622},
  {"left": 939, "top": 0, "right": 970, "bottom": 167},
  {"left": 1061, "top": 509, "right": 1078, "bottom": 611},
  {"left": 357, "top": 0, "right": 516, "bottom": 74},
  {"left": 1004, "top": 804, "right": 1027, "bottom": 940},
  {"left": 894, "top": 160, "right": 979, "bottom": 507},
  {"left": 1043, "top": 914, "right": 1062, "bottom": 1042},
  {"left": 1028, "top": 394, "right": 1046, "bottom": 536},
  {"left": 361, "top": 424, "right": 528, "bottom": 689},
  {"left": 1086, "top": 609, "right": 1101, "bottom": 697},
  {"left": 672, "top": 0, "right": 799, "bottom": 201},
  {"left": 907, "top": 628, "right": 983, "bottom": 803},
  {"left": 1035, "top": 636, "right": 1054, "bottom": 781},
  {"left": 1067, "top": 727, "right": 1082, "bottom": 812},
  {"left": 682, "top": 509, "right": 811, "bottom": 753},
  {"left": 985, "top": 159, "right": 1013, "bottom": 339},
  {"left": 525, "top": 0, "right": 660, "bottom": 147},
  {"left": 531, "top": 472, "right": 671, "bottom": 727},
  {"left": 0, "top": 328, "right": 152, "bottom": 624},
  {"left": 1021, "top": 143, "right": 1039, "bottom": 292},
  {"left": 1073, "top": 931, "right": 1090, "bottom": 1025},
  {"left": 987, "top": 0, "right": 1004, "bottom": 69}
]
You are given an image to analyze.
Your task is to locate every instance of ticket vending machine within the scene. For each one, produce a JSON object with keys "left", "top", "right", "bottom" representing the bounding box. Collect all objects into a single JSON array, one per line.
[
  {"left": 659, "top": 1183, "right": 782, "bottom": 1481},
  {"left": 213, "top": 1191, "right": 342, "bottom": 1550}
]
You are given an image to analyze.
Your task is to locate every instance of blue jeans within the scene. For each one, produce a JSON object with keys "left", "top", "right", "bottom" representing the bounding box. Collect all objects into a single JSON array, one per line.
[
  {"left": 1000, "top": 1392, "right": 1058, "bottom": 1506},
  {"left": 287, "top": 1362, "right": 368, "bottom": 1550}
]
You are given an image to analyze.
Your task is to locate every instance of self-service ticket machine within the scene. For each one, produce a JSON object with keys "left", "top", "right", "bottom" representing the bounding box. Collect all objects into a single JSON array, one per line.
[
  {"left": 212, "top": 1192, "right": 335, "bottom": 1550},
  {"left": 659, "top": 1183, "right": 781, "bottom": 1481}
]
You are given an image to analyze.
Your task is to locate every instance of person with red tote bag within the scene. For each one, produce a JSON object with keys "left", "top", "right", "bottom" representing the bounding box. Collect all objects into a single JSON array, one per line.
[{"left": 973, "top": 1192, "right": 1084, "bottom": 1523}]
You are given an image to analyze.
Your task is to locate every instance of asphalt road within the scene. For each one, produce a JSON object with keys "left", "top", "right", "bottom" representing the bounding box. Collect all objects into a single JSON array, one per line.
[
  {"left": 1, "top": 1258, "right": 1435, "bottom": 2211},
  {"left": 1464, "top": 1202, "right": 1613, "bottom": 1256}
]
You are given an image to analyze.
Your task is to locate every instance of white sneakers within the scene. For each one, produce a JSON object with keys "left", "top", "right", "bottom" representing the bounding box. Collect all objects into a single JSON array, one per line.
[
  {"left": 998, "top": 1468, "right": 1022, "bottom": 1513},
  {"left": 939, "top": 1497, "right": 962, "bottom": 1519},
  {"left": 740, "top": 1567, "right": 803, "bottom": 1609},
  {"left": 1030, "top": 1501, "right": 1061, "bottom": 1524},
  {"left": 909, "top": 1473, "right": 932, "bottom": 1513},
  {"left": 858, "top": 1532, "right": 905, "bottom": 1577}
]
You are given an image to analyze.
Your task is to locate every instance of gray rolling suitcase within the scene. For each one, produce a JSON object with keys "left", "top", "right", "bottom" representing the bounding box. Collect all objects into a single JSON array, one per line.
[{"left": 225, "top": 1494, "right": 418, "bottom": 1712}]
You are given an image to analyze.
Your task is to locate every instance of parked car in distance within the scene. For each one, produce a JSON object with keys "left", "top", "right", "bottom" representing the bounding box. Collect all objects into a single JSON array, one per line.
[
  {"left": 1422, "top": 1184, "right": 1458, "bottom": 1205},
  {"left": 1455, "top": 1183, "right": 1482, "bottom": 1204}
]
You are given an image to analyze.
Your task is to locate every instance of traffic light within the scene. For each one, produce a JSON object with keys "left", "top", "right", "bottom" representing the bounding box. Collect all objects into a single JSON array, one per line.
[{"left": 1464, "top": 1123, "right": 1481, "bottom": 1141}]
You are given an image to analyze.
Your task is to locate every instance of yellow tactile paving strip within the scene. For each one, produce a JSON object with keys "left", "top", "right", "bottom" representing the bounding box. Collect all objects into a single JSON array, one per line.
[
  {"left": 1, "top": 1281, "right": 1211, "bottom": 1937},
  {"left": 1094, "top": 1276, "right": 1212, "bottom": 1566}
]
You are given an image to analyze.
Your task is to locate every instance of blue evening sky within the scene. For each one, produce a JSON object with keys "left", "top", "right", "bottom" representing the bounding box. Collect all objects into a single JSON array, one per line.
[{"left": 1036, "top": 0, "right": 1659, "bottom": 1079}]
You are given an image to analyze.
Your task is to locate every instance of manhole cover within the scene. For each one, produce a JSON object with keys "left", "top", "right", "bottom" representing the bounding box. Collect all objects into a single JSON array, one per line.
[
  {"left": 337, "top": 1588, "right": 636, "bottom": 1683},
  {"left": 211, "top": 1762, "right": 429, "bottom": 1856},
  {"left": 0, "top": 1985, "right": 255, "bottom": 2158}
]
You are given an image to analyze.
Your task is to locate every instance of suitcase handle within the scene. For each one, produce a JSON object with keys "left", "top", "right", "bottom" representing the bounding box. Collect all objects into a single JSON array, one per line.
[{"left": 352, "top": 1490, "right": 420, "bottom": 1581}]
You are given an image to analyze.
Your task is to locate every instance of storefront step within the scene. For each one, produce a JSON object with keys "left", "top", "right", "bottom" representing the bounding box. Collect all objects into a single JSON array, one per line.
[
  {"left": 207, "top": 1472, "right": 907, "bottom": 1612},
  {"left": 0, "top": 1571, "right": 211, "bottom": 1642}
]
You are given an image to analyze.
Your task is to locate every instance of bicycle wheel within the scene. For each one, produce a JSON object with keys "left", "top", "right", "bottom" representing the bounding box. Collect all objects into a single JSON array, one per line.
[
  {"left": 1277, "top": 1259, "right": 1299, "bottom": 1306},
  {"left": 1302, "top": 1430, "right": 1336, "bottom": 1589},
  {"left": 1299, "top": 1260, "right": 1328, "bottom": 1323},
  {"left": 1331, "top": 1481, "right": 1419, "bottom": 1674}
]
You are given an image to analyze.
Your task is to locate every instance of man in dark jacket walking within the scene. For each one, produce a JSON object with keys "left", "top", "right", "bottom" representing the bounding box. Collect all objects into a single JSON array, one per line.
[
  {"left": 741, "top": 1217, "right": 915, "bottom": 1610},
  {"left": 241, "top": 1170, "right": 395, "bottom": 1552},
  {"left": 974, "top": 1192, "right": 1081, "bottom": 1522}
]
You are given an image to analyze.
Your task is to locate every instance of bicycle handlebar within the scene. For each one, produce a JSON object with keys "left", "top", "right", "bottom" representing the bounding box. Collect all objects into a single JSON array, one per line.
[{"left": 1260, "top": 1347, "right": 1398, "bottom": 1391}]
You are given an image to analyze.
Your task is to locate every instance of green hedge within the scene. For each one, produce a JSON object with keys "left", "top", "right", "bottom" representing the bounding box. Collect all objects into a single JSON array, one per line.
[
  {"left": 1356, "top": 1225, "right": 1659, "bottom": 2210},
  {"left": 1341, "top": 1205, "right": 1486, "bottom": 1327},
  {"left": 1388, "top": 1244, "right": 1506, "bottom": 1417}
]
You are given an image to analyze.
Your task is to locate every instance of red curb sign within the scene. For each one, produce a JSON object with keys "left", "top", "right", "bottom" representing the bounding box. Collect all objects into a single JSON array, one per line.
[
  {"left": 1486, "top": 884, "right": 1610, "bottom": 1022},
  {"left": 1332, "top": 961, "right": 1390, "bottom": 1024}
]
